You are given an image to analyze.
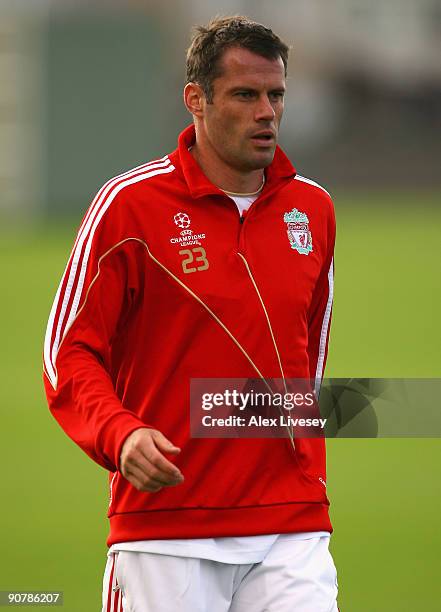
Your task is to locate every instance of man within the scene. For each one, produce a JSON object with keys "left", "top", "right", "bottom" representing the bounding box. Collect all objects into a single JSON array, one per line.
[{"left": 44, "top": 16, "right": 337, "bottom": 612}]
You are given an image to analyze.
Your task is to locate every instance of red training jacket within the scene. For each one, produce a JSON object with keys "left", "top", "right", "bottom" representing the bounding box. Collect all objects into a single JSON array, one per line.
[{"left": 43, "top": 124, "right": 336, "bottom": 545}]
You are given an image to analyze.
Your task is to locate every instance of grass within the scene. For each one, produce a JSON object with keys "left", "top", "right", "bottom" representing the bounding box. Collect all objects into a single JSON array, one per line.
[{"left": 1, "top": 193, "right": 440, "bottom": 610}]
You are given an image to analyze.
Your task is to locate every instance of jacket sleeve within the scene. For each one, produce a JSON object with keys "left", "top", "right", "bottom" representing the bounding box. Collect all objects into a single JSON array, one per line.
[
  {"left": 43, "top": 193, "right": 148, "bottom": 473},
  {"left": 307, "top": 196, "right": 336, "bottom": 396}
]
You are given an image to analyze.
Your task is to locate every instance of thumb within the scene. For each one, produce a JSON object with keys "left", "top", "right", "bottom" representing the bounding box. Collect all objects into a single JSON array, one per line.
[{"left": 152, "top": 431, "right": 181, "bottom": 454}]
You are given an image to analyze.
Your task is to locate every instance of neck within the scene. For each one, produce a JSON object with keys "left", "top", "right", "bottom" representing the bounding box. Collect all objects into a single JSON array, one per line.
[{"left": 190, "top": 134, "right": 265, "bottom": 194}]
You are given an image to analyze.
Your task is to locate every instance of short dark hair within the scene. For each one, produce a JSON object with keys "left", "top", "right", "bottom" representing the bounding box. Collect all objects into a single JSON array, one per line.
[{"left": 186, "top": 16, "right": 289, "bottom": 103}]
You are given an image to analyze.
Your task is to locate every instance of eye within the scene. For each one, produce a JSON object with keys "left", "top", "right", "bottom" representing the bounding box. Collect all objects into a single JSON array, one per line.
[
  {"left": 235, "top": 91, "right": 255, "bottom": 99},
  {"left": 270, "top": 92, "right": 285, "bottom": 102}
]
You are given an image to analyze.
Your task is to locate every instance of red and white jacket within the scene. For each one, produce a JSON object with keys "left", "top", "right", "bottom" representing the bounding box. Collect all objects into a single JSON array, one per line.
[{"left": 43, "top": 124, "right": 335, "bottom": 546}]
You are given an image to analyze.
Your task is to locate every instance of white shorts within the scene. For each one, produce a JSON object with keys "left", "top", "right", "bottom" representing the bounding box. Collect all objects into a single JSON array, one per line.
[{"left": 102, "top": 536, "right": 338, "bottom": 612}]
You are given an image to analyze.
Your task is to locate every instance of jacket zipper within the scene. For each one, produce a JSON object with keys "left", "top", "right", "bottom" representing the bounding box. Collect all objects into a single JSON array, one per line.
[
  {"left": 236, "top": 252, "right": 295, "bottom": 450},
  {"left": 196, "top": 192, "right": 296, "bottom": 448}
]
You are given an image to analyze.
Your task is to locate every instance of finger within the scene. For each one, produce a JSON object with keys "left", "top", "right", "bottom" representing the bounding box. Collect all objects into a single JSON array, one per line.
[
  {"left": 124, "top": 465, "right": 166, "bottom": 492},
  {"left": 126, "top": 472, "right": 162, "bottom": 493},
  {"left": 121, "top": 438, "right": 183, "bottom": 482},
  {"left": 125, "top": 446, "right": 184, "bottom": 484},
  {"left": 145, "top": 448, "right": 184, "bottom": 481},
  {"left": 140, "top": 438, "right": 184, "bottom": 479},
  {"left": 151, "top": 430, "right": 181, "bottom": 455},
  {"left": 127, "top": 462, "right": 182, "bottom": 489},
  {"left": 122, "top": 430, "right": 184, "bottom": 480}
]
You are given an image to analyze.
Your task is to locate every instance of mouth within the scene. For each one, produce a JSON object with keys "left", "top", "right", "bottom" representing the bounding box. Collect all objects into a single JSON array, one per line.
[{"left": 250, "top": 131, "right": 276, "bottom": 146}]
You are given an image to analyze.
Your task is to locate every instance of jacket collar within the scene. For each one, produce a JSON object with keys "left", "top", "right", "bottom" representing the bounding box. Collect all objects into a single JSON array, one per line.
[{"left": 173, "top": 124, "right": 296, "bottom": 199}]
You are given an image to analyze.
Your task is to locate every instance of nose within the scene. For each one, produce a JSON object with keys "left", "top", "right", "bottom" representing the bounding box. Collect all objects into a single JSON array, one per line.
[{"left": 254, "top": 95, "right": 276, "bottom": 122}]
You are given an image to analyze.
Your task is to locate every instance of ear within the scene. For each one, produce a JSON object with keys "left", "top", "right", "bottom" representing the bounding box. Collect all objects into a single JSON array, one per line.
[{"left": 183, "top": 82, "right": 205, "bottom": 117}]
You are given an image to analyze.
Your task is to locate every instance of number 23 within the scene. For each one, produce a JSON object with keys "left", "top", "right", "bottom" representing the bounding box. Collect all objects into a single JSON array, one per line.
[{"left": 179, "top": 247, "right": 209, "bottom": 274}]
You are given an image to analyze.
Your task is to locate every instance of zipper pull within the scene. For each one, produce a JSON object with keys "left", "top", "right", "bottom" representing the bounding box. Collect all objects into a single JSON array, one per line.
[{"left": 240, "top": 209, "right": 248, "bottom": 224}]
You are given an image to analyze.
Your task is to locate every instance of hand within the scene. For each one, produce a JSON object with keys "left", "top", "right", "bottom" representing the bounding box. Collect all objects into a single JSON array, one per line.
[{"left": 120, "top": 428, "right": 184, "bottom": 493}]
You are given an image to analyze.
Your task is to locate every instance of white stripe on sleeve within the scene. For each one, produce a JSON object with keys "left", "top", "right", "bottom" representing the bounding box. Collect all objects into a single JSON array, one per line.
[
  {"left": 44, "top": 158, "right": 174, "bottom": 389},
  {"left": 314, "top": 257, "right": 334, "bottom": 396}
]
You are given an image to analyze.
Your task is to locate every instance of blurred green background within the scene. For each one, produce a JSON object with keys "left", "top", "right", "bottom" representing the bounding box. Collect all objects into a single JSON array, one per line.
[
  {"left": 2, "top": 194, "right": 440, "bottom": 611},
  {"left": 1, "top": 1, "right": 441, "bottom": 610}
]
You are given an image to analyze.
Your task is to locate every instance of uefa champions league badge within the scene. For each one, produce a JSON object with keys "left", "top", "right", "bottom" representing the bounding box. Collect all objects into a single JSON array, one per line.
[
  {"left": 170, "top": 212, "right": 206, "bottom": 247},
  {"left": 283, "top": 208, "right": 313, "bottom": 255}
]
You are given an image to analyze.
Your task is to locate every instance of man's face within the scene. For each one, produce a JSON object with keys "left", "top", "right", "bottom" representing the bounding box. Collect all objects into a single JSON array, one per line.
[{"left": 200, "top": 46, "right": 286, "bottom": 173}]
